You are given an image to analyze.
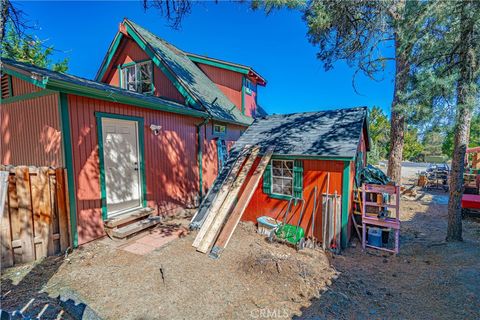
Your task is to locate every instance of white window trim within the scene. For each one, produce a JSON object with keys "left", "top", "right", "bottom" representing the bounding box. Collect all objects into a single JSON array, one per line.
[
  {"left": 121, "top": 60, "right": 153, "bottom": 94},
  {"left": 270, "top": 159, "right": 294, "bottom": 197}
]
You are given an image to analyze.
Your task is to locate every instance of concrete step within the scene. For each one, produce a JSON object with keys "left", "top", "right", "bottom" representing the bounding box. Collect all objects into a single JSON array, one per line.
[
  {"left": 104, "top": 207, "right": 154, "bottom": 228},
  {"left": 111, "top": 216, "right": 161, "bottom": 239}
]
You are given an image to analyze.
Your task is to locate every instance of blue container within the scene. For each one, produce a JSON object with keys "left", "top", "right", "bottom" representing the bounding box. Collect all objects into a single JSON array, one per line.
[{"left": 368, "top": 227, "right": 382, "bottom": 247}]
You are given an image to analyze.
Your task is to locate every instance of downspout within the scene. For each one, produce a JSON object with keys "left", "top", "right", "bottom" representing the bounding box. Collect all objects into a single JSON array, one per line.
[{"left": 196, "top": 117, "right": 210, "bottom": 203}]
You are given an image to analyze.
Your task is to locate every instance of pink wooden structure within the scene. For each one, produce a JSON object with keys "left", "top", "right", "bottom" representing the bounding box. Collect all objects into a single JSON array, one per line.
[{"left": 361, "top": 184, "right": 400, "bottom": 254}]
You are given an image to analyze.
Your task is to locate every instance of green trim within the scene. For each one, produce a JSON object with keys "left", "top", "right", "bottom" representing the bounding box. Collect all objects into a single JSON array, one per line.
[
  {"left": 46, "top": 78, "right": 207, "bottom": 118},
  {"left": 1, "top": 89, "right": 55, "bottom": 104},
  {"left": 95, "top": 112, "right": 147, "bottom": 220},
  {"left": 2, "top": 66, "right": 48, "bottom": 89},
  {"left": 196, "top": 118, "right": 209, "bottom": 201},
  {"left": 187, "top": 54, "right": 250, "bottom": 75},
  {"left": 263, "top": 158, "right": 303, "bottom": 202},
  {"left": 59, "top": 93, "right": 78, "bottom": 248},
  {"left": 7, "top": 74, "right": 13, "bottom": 97},
  {"left": 123, "top": 22, "right": 200, "bottom": 109},
  {"left": 241, "top": 76, "right": 245, "bottom": 115},
  {"left": 117, "top": 65, "right": 122, "bottom": 88},
  {"left": 341, "top": 161, "right": 351, "bottom": 249},
  {"left": 95, "top": 32, "right": 124, "bottom": 81}
]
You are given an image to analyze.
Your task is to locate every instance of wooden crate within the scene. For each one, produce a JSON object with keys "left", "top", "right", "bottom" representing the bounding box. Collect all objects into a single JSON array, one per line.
[{"left": 0, "top": 166, "right": 70, "bottom": 267}]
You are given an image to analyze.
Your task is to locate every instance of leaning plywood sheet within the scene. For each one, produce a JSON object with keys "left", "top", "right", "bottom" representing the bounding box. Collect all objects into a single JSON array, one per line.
[
  {"left": 196, "top": 147, "right": 261, "bottom": 253},
  {"left": 192, "top": 146, "right": 253, "bottom": 247},
  {"left": 0, "top": 171, "right": 12, "bottom": 267},
  {"left": 190, "top": 145, "right": 251, "bottom": 230},
  {"left": 210, "top": 146, "right": 275, "bottom": 258}
]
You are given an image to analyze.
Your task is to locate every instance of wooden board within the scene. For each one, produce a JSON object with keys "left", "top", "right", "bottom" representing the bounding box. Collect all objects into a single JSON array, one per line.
[
  {"left": 31, "top": 167, "right": 51, "bottom": 258},
  {"left": 196, "top": 147, "right": 261, "bottom": 253},
  {"left": 192, "top": 146, "right": 255, "bottom": 248},
  {"left": 15, "top": 166, "right": 35, "bottom": 262},
  {"left": 211, "top": 147, "right": 274, "bottom": 256},
  {"left": 0, "top": 171, "right": 13, "bottom": 267},
  {"left": 190, "top": 145, "right": 252, "bottom": 229}
]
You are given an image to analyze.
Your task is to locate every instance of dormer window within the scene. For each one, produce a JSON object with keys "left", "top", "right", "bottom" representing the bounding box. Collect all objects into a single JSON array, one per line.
[{"left": 120, "top": 60, "right": 153, "bottom": 94}]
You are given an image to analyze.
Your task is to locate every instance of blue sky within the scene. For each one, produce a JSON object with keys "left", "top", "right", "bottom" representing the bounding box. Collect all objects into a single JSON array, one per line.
[{"left": 17, "top": 1, "right": 395, "bottom": 115}]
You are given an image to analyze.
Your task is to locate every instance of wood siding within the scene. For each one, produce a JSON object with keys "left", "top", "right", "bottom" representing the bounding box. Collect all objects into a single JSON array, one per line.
[
  {"left": 102, "top": 37, "right": 185, "bottom": 103},
  {"left": 244, "top": 82, "right": 258, "bottom": 117},
  {"left": 195, "top": 63, "right": 243, "bottom": 112},
  {"left": 1, "top": 93, "right": 63, "bottom": 167},
  {"left": 242, "top": 159, "right": 345, "bottom": 242},
  {"left": 11, "top": 76, "right": 42, "bottom": 96},
  {"left": 201, "top": 122, "right": 244, "bottom": 194},
  {"left": 66, "top": 94, "right": 244, "bottom": 244}
]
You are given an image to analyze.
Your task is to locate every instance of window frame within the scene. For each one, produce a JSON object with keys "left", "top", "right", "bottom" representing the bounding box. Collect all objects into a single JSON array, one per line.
[
  {"left": 120, "top": 60, "right": 154, "bottom": 95},
  {"left": 270, "top": 159, "right": 294, "bottom": 197},
  {"left": 212, "top": 123, "right": 227, "bottom": 137}
]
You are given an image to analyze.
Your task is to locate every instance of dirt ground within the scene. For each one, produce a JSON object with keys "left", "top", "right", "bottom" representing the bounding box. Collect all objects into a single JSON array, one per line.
[{"left": 1, "top": 182, "right": 479, "bottom": 319}]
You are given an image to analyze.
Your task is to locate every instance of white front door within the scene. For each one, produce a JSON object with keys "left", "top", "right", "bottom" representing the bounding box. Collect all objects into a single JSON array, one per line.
[{"left": 101, "top": 117, "right": 142, "bottom": 217}]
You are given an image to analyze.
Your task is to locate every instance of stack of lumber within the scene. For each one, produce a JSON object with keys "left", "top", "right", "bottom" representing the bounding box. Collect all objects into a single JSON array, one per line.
[{"left": 192, "top": 146, "right": 275, "bottom": 257}]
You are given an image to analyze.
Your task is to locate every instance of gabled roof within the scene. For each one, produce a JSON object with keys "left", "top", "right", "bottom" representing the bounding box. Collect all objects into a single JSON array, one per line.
[
  {"left": 1, "top": 58, "right": 208, "bottom": 118},
  {"left": 186, "top": 52, "right": 267, "bottom": 86},
  {"left": 96, "top": 18, "right": 256, "bottom": 126},
  {"left": 233, "top": 107, "right": 369, "bottom": 160}
]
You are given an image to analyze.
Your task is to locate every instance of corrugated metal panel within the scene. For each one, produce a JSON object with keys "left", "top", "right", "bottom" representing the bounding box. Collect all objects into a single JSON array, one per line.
[
  {"left": 242, "top": 159, "right": 344, "bottom": 241},
  {"left": 1, "top": 93, "right": 63, "bottom": 167},
  {"left": 67, "top": 94, "right": 204, "bottom": 244},
  {"left": 196, "top": 63, "right": 243, "bottom": 111},
  {"left": 103, "top": 37, "right": 185, "bottom": 104},
  {"left": 11, "top": 76, "right": 42, "bottom": 96}
]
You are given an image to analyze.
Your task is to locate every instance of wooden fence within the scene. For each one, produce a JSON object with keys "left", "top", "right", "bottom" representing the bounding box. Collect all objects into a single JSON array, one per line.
[{"left": 1, "top": 166, "right": 71, "bottom": 267}]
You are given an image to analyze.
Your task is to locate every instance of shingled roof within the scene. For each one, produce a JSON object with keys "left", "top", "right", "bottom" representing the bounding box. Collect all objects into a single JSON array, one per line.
[
  {"left": 96, "top": 18, "right": 254, "bottom": 126},
  {"left": 233, "top": 107, "right": 369, "bottom": 159},
  {"left": 1, "top": 58, "right": 208, "bottom": 118}
]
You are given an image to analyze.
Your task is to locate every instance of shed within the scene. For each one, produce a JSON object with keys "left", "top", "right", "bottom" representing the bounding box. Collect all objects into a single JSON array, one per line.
[{"left": 235, "top": 107, "right": 370, "bottom": 248}]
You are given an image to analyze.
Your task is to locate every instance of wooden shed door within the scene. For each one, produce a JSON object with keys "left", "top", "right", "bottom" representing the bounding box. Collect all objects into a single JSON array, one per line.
[{"left": 101, "top": 118, "right": 142, "bottom": 217}]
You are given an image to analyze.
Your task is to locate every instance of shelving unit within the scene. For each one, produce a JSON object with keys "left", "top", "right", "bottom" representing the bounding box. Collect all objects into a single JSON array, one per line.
[{"left": 361, "top": 183, "right": 400, "bottom": 254}]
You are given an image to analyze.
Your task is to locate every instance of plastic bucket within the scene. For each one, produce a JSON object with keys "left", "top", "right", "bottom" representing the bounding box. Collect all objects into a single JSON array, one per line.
[
  {"left": 257, "top": 216, "right": 279, "bottom": 237},
  {"left": 368, "top": 227, "right": 382, "bottom": 247}
]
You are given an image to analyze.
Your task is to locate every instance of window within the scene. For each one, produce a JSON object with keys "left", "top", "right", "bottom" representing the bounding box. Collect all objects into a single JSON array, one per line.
[
  {"left": 263, "top": 159, "right": 303, "bottom": 200},
  {"left": 213, "top": 124, "right": 226, "bottom": 136},
  {"left": 121, "top": 61, "right": 153, "bottom": 94},
  {"left": 271, "top": 160, "right": 294, "bottom": 196}
]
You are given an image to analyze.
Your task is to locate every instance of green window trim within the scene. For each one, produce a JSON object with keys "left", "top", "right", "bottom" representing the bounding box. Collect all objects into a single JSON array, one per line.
[
  {"left": 119, "top": 60, "right": 155, "bottom": 95},
  {"left": 95, "top": 112, "right": 148, "bottom": 220},
  {"left": 263, "top": 158, "right": 303, "bottom": 201},
  {"left": 341, "top": 161, "right": 351, "bottom": 249},
  {"left": 58, "top": 92, "right": 78, "bottom": 248}
]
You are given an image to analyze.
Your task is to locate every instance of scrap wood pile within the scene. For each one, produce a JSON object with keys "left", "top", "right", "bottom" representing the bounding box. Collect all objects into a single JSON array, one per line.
[{"left": 190, "top": 145, "right": 275, "bottom": 258}]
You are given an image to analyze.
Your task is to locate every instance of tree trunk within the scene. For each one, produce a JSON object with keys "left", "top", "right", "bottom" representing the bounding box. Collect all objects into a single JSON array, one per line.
[
  {"left": 446, "top": 1, "right": 477, "bottom": 242},
  {"left": 0, "top": 0, "right": 9, "bottom": 46},
  {"left": 387, "top": 35, "right": 409, "bottom": 185}
]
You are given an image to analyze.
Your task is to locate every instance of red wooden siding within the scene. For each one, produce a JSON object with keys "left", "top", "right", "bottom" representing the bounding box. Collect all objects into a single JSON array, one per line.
[
  {"left": 244, "top": 82, "right": 258, "bottom": 117},
  {"left": 242, "top": 159, "right": 345, "bottom": 242},
  {"left": 11, "top": 76, "right": 42, "bottom": 96},
  {"left": 67, "top": 94, "right": 202, "bottom": 244},
  {"left": 102, "top": 37, "right": 185, "bottom": 103},
  {"left": 195, "top": 63, "right": 243, "bottom": 112},
  {"left": 1, "top": 93, "right": 63, "bottom": 167},
  {"left": 201, "top": 122, "right": 244, "bottom": 193}
]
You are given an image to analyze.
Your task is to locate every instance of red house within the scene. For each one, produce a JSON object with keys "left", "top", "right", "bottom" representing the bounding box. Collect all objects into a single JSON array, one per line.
[{"left": 0, "top": 18, "right": 266, "bottom": 246}]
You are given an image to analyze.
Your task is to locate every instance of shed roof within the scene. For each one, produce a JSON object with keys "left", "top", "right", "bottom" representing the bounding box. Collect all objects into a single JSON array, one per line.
[{"left": 233, "top": 107, "right": 369, "bottom": 160}]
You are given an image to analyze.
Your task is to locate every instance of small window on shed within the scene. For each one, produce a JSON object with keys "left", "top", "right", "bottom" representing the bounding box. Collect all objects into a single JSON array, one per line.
[
  {"left": 263, "top": 159, "right": 303, "bottom": 200},
  {"left": 213, "top": 124, "right": 226, "bottom": 136}
]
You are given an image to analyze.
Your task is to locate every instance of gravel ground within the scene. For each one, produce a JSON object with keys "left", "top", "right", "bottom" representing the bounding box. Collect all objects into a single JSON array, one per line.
[{"left": 1, "top": 179, "right": 479, "bottom": 320}]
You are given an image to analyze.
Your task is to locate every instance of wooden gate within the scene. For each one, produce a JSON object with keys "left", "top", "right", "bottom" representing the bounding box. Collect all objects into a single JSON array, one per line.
[{"left": 1, "top": 166, "right": 71, "bottom": 267}]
